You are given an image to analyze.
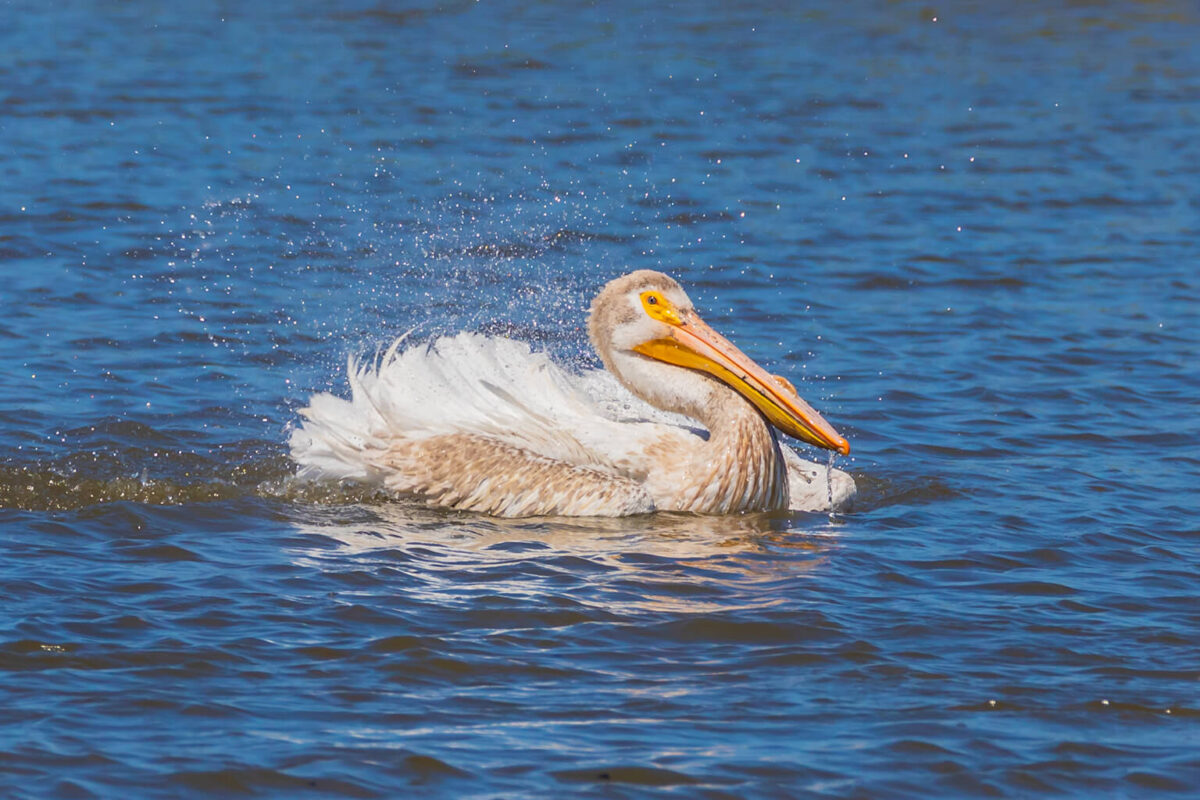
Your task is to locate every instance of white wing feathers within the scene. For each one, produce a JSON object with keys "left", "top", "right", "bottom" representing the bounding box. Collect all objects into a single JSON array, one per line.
[{"left": 291, "top": 333, "right": 641, "bottom": 486}]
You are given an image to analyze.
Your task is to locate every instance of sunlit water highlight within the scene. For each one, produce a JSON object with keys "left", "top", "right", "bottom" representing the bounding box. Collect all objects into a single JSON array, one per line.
[{"left": 2, "top": 2, "right": 1198, "bottom": 797}]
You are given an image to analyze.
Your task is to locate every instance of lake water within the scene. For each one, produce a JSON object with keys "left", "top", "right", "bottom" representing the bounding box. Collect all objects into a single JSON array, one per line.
[{"left": 2, "top": 1, "right": 1198, "bottom": 797}]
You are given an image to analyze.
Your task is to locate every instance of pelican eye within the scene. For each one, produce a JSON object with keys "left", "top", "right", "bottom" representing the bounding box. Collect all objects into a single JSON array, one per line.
[{"left": 640, "top": 290, "right": 683, "bottom": 325}]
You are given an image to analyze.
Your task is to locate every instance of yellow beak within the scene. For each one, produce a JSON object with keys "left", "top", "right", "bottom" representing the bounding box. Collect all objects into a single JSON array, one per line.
[{"left": 633, "top": 310, "right": 850, "bottom": 455}]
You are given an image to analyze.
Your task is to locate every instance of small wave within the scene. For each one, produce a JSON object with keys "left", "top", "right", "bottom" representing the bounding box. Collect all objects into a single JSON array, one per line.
[
  {"left": 0, "top": 467, "right": 247, "bottom": 510},
  {"left": 453, "top": 57, "right": 551, "bottom": 79},
  {"left": 661, "top": 210, "right": 737, "bottom": 226},
  {"left": 0, "top": 456, "right": 391, "bottom": 512},
  {"left": 542, "top": 228, "right": 630, "bottom": 245},
  {"left": 850, "top": 473, "right": 960, "bottom": 511},
  {"left": 168, "top": 767, "right": 382, "bottom": 797},
  {"left": 553, "top": 765, "right": 704, "bottom": 787}
]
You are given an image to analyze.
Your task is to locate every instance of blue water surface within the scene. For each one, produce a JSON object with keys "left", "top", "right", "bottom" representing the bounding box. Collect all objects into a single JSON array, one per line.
[{"left": 1, "top": 1, "right": 1198, "bottom": 797}]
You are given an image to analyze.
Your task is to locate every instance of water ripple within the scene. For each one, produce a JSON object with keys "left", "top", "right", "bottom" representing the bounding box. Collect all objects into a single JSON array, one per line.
[{"left": 1, "top": 1, "right": 1198, "bottom": 797}]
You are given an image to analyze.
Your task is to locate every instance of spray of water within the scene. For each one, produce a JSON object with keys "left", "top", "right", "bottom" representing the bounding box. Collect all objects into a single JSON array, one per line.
[{"left": 827, "top": 450, "right": 837, "bottom": 522}]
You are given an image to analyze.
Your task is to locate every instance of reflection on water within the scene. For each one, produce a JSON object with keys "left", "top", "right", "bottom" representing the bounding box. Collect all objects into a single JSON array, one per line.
[{"left": 287, "top": 502, "right": 836, "bottom": 614}]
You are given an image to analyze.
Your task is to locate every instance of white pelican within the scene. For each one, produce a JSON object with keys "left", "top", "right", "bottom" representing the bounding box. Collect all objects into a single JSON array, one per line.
[{"left": 290, "top": 270, "right": 855, "bottom": 517}]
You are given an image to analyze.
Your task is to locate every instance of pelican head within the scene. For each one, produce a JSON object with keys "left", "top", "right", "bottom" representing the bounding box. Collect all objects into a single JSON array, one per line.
[{"left": 588, "top": 270, "right": 850, "bottom": 455}]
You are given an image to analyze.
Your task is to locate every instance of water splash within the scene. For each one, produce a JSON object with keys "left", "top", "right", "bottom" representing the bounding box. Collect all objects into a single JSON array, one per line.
[{"left": 827, "top": 450, "right": 837, "bottom": 521}]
